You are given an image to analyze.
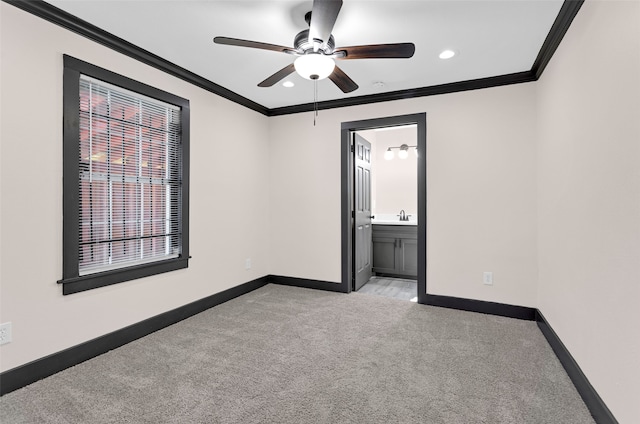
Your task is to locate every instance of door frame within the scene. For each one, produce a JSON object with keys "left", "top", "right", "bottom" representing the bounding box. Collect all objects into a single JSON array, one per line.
[{"left": 340, "top": 113, "right": 427, "bottom": 304}]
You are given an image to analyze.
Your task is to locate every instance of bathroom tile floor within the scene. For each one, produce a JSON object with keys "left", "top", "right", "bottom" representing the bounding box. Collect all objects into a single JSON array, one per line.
[{"left": 356, "top": 276, "right": 417, "bottom": 302}]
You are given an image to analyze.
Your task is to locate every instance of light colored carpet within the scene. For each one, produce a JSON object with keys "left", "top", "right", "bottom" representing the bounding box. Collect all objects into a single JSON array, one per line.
[{"left": 0, "top": 284, "right": 594, "bottom": 423}]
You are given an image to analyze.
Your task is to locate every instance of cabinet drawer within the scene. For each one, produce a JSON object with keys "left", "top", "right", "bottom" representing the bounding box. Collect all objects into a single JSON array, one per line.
[{"left": 371, "top": 225, "right": 417, "bottom": 239}]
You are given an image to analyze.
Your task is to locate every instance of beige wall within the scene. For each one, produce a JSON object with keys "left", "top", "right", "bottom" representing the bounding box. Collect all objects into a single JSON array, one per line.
[
  {"left": 2, "top": 2, "right": 637, "bottom": 421},
  {"left": 269, "top": 84, "right": 539, "bottom": 308},
  {"left": 355, "top": 127, "right": 419, "bottom": 218},
  {"left": 371, "top": 127, "right": 419, "bottom": 217},
  {"left": 0, "top": 4, "right": 270, "bottom": 372},
  {"left": 536, "top": 1, "right": 640, "bottom": 422}
]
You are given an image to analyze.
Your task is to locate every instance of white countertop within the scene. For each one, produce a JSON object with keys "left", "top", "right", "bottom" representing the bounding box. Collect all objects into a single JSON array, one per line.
[
  {"left": 372, "top": 219, "right": 417, "bottom": 226},
  {"left": 371, "top": 213, "right": 417, "bottom": 226}
]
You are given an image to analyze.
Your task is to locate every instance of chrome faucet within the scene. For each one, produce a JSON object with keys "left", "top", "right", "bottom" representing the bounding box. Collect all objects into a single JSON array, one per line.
[{"left": 397, "top": 209, "right": 411, "bottom": 221}]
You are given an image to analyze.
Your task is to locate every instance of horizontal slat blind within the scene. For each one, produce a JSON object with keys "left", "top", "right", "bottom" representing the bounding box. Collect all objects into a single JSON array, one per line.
[{"left": 78, "top": 75, "right": 182, "bottom": 275}]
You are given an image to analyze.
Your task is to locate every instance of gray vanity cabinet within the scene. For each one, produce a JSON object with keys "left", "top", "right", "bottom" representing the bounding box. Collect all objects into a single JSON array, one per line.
[{"left": 372, "top": 225, "right": 418, "bottom": 278}]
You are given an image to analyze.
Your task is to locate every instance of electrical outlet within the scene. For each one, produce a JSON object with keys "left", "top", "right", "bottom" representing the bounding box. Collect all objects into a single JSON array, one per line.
[
  {"left": 0, "top": 322, "right": 12, "bottom": 345},
  {"left": 245, "top": 258, "right": 251, "bottom": 270},
  {"left": 483, "top": 272, "right": 493, "bottom": 285}
]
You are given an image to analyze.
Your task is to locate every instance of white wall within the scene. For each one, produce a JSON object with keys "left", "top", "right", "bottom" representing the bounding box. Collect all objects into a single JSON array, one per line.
[
  {"left": 0, "top": 3, "right": 270, "bottom": 372},
  {"left": 536, "top": 1, "right": 640, "bottom": 422},
  {"left": 355, "top": 127, "right": 418, "bottom": 219},
  {"left": 269, "top": 84, "right": 539, "bottom": 308},
  {"left": 371, "top": 127, "right": 418, "bottom": 217},
  {"left": 3, "top": 4, "right": 636, "bottom": 421}
]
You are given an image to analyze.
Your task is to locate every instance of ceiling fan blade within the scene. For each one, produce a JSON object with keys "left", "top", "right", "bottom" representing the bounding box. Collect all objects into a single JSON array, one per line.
[
  {"left": 258, "top": 63, "right": 296, "bottom": 87},
  {"left": 336, "top": 43, "right": 416, "bottom": 60},
  {"left": 309, "top": 0, "right": 343, "bottom": 46},
  {"left": 214, "top": 36, "right": 293, "bottom": 54},
  {"left": 329, "top": 65, "right": 358, "bottom": 93}
]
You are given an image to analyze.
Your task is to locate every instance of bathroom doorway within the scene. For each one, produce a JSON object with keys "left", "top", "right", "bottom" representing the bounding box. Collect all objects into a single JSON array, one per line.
[
  {"left": 354, "top": 124, "right": 419, "bottom": 301},
  {"left": 340, "top": 113, "right": 427, "bottom": 304}
]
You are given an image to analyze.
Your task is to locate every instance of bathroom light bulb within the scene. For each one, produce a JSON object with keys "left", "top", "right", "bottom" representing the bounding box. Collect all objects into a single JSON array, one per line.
[
  {"left": 384, "top": 149, "right": 394, "bottom": 160},
  {"left": 398, "top": 149, "right": 409, "bottom": 159},
  {"left": 414, "top": 147, "right": 419, "bottom": 157},
  {"left": 294, "top": 53, "right": 335, "bottom": 80}
]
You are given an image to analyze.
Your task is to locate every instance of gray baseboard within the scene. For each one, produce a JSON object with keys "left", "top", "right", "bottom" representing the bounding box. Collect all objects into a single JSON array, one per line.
[
  {"left": 425, "top": 293, "right": 536, "bottom": 320},
  {"left": 0, "top": 276, "right": 620, "bottom": 424},
  {"left": 536, "top": 311, "right": 618, "bottom": 424},
  {"left": 0, "top": 275, "right": 340, "bottom": 395},
  {"left": 0, "top": 276, "right": 270, "bottom": 396},
  {"left": 271, "top": 275, "right": 348, "bottom": 293}
]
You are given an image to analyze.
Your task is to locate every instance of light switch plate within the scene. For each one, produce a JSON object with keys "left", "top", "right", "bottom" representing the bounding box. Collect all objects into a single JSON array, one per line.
[{"left": 483, "top": 272, "right": 493, "bottom": 285}]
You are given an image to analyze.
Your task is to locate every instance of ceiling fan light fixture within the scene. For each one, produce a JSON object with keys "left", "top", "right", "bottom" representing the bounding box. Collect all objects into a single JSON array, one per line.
[
  {"left": 214, "top": 0, "right": 413, "bottom": 95},
  {"left": 294, "top": 53, "right": 335, "bottom": 80}
]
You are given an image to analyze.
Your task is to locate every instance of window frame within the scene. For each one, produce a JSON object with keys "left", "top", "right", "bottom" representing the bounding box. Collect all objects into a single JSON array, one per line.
[{"left": 60, "top": 55, "right": 190, "bottom": 295}]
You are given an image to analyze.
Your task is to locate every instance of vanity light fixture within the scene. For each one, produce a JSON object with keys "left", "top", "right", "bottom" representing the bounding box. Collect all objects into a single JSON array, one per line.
[{"left": 384, "top": 144, "right": 418, "bottom": 160}]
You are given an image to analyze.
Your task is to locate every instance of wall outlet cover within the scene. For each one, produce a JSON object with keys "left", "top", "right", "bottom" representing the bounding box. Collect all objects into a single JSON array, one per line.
[
  {"left": 0, "top": 322, "right": 12, "bottom": 345},
  {"left": 483, "top": 272, "right": 493, "bottom": 285}
]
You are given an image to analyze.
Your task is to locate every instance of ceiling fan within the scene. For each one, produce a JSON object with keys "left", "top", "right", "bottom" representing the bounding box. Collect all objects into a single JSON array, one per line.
[{"left": 213, "top": 0, "right": 415, "bottom": 94}]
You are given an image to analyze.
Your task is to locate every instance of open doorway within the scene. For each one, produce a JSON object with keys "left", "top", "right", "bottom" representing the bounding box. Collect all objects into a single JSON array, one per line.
[
  {"left": 340, "top": 113, "right": 427, "bottom": 304},
  {"left": 354, "top": 125, "right": 418, "bottom": 301}
]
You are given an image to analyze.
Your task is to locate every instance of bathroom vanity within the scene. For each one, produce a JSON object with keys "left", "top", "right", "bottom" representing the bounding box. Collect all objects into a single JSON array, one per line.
[{"left": 371, "top": 222, "right": 418, "bottom": 279}]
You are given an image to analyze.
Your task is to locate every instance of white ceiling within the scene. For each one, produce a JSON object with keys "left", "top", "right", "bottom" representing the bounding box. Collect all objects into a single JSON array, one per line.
[{"left": 46, "top": 0, "right": 564, "bottom": 110}]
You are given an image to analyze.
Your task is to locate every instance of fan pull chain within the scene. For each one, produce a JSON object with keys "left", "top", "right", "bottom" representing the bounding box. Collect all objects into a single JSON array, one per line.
[{"left": 313, "top": 77, "right": 318, "bottom": 126}]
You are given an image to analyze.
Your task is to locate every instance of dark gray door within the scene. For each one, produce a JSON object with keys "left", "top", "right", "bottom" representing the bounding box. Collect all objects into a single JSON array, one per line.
[{"left": 354, "top": 133, "right": 372, "bottom": 291}]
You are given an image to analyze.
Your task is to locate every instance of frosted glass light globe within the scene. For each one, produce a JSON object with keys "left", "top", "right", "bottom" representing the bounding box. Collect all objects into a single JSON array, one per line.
[
  {"left": 294, "top": 53, "right": 335, "bottom": 80},
  {"left": 384, "top": 149, "right": 394, "bottom": 160}
]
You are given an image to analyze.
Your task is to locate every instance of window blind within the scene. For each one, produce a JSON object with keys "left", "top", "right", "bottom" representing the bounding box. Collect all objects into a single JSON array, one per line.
[{"left": 78, "top": 75, "right": 182, "bottom": 275}]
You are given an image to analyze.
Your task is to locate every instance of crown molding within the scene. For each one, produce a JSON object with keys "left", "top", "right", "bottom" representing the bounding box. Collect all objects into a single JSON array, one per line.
[
  {"left": 531, "top": 0, "right": 585, "bottom": 79},
  {"left": 2, "top": 0, "right": 269, "bottom": 116},
  {"left": 3, "top": 0, "right": 584, "bottom": 115},
  {"left": 268, "top": 71, "right": 535, "bottom": 116}
]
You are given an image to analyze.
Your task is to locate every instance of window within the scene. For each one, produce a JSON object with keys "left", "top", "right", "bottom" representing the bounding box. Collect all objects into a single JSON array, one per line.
[{"left": 60, "top": 56, "right": 189, "bottom": 295}]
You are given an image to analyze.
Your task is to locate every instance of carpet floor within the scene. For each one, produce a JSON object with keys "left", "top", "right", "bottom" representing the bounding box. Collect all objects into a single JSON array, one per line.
[{"left": 0, "top": 284, "right": 594, "bottom": 423}]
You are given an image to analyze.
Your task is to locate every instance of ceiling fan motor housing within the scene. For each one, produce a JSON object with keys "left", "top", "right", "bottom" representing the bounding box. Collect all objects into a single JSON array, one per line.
[
  {"left": 294, "top": 29, "right": 335, "bottom": 55},
  {"left": 214, "top": 0, "right": 412, "bottom": 93}
]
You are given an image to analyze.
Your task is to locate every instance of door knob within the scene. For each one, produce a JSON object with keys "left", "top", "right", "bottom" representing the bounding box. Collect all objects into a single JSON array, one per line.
[{"left": 369, "top": 215, "right": 375, "bottom": 219}]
